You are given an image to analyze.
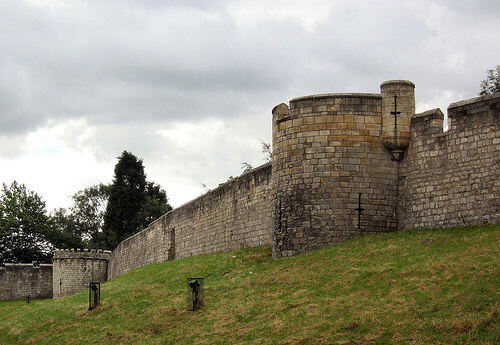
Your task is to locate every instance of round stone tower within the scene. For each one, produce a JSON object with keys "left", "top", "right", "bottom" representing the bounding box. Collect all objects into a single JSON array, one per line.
[
  {"left": 271, "top": 91, "right": 401, "bottom": 257},
  {"left": 52, "top": 249, "right": 111, "bottom": 298},
  {"left": 381, "top": 80, "right": 415, "bottom": 161}
]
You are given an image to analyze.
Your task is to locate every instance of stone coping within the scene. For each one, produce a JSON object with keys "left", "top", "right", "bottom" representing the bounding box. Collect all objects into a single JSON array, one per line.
[
  {"left": 290, "top": 93, "right": 381, "bottom": 103},
  {"left": 448, "top": 92, "right": 500, "bottom": 110},
  {"left": 412, "top": 108, "right": 444, "bottom": 120},
  {"left": 380, "top": 80, "right": 415, "bottom": 87}
]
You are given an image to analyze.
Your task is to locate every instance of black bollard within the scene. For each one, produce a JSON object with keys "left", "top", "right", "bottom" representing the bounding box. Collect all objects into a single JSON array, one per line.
[
  {"left": 88, "top": 282, "right": 101, "bottom": 310},
  {"left": 187, "top": 278, "right": 204, "bottom": 311}
]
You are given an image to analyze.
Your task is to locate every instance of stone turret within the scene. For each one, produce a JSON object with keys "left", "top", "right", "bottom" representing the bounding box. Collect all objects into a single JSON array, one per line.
[
  {"left": 380, "top": 80, "right": 415, "bottom": 161},
  {"left": 271, "top": 90, "right": 399, "bottom": 257},
  {"left": 52, "top": 248, "right": 111, "bottom": 298}
]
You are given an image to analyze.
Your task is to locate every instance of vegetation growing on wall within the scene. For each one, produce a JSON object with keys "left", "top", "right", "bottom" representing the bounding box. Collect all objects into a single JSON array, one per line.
[{"left": 479, "top": 65, "right": 500, "bottom": 95}]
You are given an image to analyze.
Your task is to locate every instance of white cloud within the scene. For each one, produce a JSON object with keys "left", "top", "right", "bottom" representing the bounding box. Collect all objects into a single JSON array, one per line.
[
  {"left": 227, "top": 0, "right": 339, "bottom": 30},
  {"left": 0, "top": 120, "right": 111, "bottom": 211}
]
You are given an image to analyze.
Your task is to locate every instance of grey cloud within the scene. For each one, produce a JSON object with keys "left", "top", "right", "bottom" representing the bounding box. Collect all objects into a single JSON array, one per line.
[
  {"left": 1, "top": 0, "right": 499, "bottom": 139},
  {"left": 1, "top": 0, "right": 499, "bottom": 210},
  {"left": 442, "top": 0, "right": 500, "bottom": 18},
  {"left": 291, "top": 1, "right": 499, "bottom": 104},
  {"left": 0, "top": 0, "right": 307, "bottom": 136}
]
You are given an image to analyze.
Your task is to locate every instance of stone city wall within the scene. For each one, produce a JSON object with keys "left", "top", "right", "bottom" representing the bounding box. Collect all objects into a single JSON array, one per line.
[
  {"left": 4, "top": 81, "right": 494, "bottom": 301},
  {"left": 399, "top": 93, "right": 500, "bottom": 229},
  {"left": 108, "top": 163, "right": 272, "bottom": 279},
  {"left": 0, "top": 264, "right": 53, "bottom": 300},
  {"left": 53, "top": 249, "right": 111, "bottom": 298}
]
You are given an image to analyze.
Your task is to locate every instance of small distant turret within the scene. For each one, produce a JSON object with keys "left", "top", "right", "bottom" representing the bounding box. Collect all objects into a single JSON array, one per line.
[
  {"left": 381, "top": 80, "right": 415, "bottom": 161},
  {"left": 52, "top": 248, "right": 111, "bottom": 298}
]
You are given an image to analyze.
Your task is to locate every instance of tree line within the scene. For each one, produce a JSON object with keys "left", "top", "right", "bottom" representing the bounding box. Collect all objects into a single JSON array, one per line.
[{"left": 0, "top": 151, "right": 171, "bottom": 264}]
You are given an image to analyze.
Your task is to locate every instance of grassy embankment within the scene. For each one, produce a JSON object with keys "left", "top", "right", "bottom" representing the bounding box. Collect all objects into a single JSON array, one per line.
[{"left": 0, "top": 225, "right": 499, "bottom": 344}]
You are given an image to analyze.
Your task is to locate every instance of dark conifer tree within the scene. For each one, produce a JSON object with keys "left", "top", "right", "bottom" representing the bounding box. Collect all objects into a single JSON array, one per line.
[
  {"left": 101, "top": 151, "right": 147, "bottom": 249},
  {"left": 135, "top": 182, "right": 173, "bottom": 230}
]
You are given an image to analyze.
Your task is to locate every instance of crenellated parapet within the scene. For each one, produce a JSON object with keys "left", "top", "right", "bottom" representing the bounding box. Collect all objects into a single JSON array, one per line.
[
  {"left": 399, "top": 92, "right": 499, "bottom": 230},
  {"left": 53, "top": 248, "right": 112, "bottom": 261}
]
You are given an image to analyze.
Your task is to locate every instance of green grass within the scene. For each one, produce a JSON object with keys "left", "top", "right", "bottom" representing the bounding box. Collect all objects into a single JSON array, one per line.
[{"left": 1, "top": 225, "right": 499, "bottom": 344}]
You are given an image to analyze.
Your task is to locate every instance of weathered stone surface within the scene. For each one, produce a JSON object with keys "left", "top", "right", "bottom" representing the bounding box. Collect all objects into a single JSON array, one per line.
[
  {"left": 108, "top": 163, "right": 273, "bottom": 279},
  {"left": 52, "top": 249, "right": 111, "bottom": 298},
  {"left": 381, "top": 80, "right": 415, "bottom": 158},
  {"left": 271, "top": 92, "right": 398, "bottom": 257},
  {"left": 0, "top": 264, "right": 53, "bottom": 300},
  {"left": 399, "top": 93, "right": 499, "bottom": 229}
]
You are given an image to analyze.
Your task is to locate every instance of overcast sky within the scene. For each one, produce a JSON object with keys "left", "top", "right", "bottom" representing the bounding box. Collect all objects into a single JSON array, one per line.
[{"left": 0, "top": 0, "right": 499, "bottom": 211}]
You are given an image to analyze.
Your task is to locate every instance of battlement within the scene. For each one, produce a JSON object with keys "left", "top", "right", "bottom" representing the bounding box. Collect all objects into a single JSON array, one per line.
[
  {"left": 410, "top": 108, "right": 444, "bottom": 136},
  {"left": 380, "top": 79, "right": 415, "bottom": 88},
  {"left": 53, "top": 248, "right": 112, "bottom": 260},
  {"left": 399, "top": 91, "right": 498, "bottom": 230}
]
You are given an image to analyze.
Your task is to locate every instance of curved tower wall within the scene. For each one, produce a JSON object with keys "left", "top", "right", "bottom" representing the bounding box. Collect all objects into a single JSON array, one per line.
[
  {"left": 381, "top": 80, "right": 415, "bottom": 161},
  {"left": 52, "top": 249, "right": 111, "bottom": 298},
  {"left": 272, "top": 93, "right": 399, "bottom": 257}
]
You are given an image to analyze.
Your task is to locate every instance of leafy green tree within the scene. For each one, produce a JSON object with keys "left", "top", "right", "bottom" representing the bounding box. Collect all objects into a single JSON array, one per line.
[
  {"left": 71, "top": 184, "right": 110, "bottom": 246},
  {"left": 48, "top": 208, "right": 84, "bottom": 250},
  {"left": 0, "top": 181, "right": 52, "bottom": 263},
  {"left": 47, "top": 184, "right": 110, "bottom": 250},
  {"left": 479, "top": 65, "right": 500, "bottom": 95},
  {"left": 101, "top": 151, "right": 147, "bottom": 249}
]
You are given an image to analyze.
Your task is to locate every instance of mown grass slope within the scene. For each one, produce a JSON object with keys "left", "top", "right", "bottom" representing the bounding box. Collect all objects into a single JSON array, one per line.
[{"left": 0, "top": 225, "right": 499, "bottom": 344}]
